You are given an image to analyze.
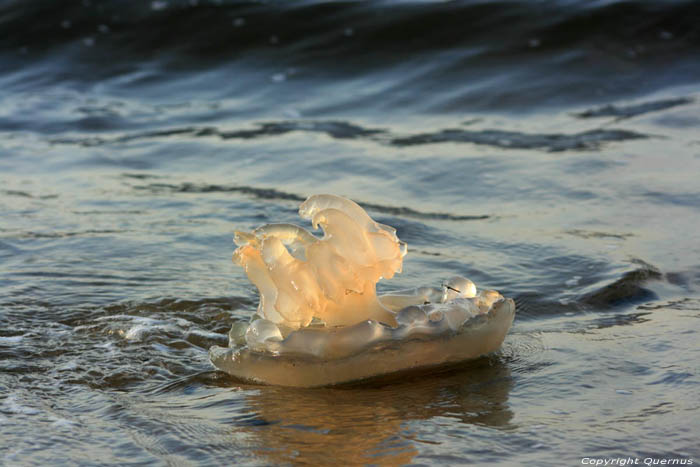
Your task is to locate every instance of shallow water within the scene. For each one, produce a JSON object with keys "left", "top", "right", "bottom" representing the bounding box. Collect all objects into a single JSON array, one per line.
[{"left": 2, "top": 0, "right": 700, "bottom": 465}]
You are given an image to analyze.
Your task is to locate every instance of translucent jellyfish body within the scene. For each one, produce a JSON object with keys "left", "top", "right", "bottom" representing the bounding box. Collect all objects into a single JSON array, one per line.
[{"left": 209, "top": 195, "right": 515, "bottom": 387}]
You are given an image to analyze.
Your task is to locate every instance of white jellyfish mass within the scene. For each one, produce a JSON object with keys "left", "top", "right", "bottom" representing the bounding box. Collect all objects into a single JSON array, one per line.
[{"left": 209, "top": 194, "right": 515, "bottom": 387}]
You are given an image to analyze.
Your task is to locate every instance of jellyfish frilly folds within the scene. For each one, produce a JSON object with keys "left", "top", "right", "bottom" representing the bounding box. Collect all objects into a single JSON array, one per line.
[{"left": 209, "top": 194, "right": 515, "bottom": 387}]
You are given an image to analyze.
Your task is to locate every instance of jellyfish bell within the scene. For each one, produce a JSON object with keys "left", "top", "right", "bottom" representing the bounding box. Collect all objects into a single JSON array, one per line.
[{"left": 210, "top": 194, "right": 515, "bottom": 387}]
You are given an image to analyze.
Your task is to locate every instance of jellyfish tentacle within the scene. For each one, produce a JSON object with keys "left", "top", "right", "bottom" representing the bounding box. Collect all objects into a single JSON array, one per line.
[{"left": 233, "top": 195, "right": 405, "bottom": 329}]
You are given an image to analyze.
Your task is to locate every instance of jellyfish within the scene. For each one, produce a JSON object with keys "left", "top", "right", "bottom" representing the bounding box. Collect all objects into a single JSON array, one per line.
[{"left": 210, "top": 195, "right": 515, "bottom": 387}]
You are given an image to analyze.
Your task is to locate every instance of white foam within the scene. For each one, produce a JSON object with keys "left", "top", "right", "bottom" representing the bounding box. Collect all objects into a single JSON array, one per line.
[
  {"left": 565, "top": 275, "right": 581, "bottom": 286},
  {"left": 0, "top": 335, "right": 24, "bottom": 344},
  {"left": 50, "top": 416, "right": 79, "bottom": 429},
  {"left": 125, "top": 325, "right": 148, "bottom": 341},
  {"left": 2, "top": 395, "right": 41, "bottom": 416},
  {"left": 57, "top": 360, "right": 79, "bottom": 371}
]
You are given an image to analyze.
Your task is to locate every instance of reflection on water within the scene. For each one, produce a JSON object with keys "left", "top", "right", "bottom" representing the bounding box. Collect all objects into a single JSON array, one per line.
[{"left": 234, "top": 358, "right": 513, "bottom": 465}]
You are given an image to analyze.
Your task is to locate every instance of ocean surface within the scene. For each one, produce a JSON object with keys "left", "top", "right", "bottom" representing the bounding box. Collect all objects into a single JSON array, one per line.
[{"left": 1, "top": 0, "right": 700, "bottom": 465}]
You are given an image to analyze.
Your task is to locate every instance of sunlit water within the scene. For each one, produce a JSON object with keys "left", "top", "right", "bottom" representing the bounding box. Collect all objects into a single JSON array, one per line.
[{"left": 2, "top": 0, "right": 700, "bottom": 464}]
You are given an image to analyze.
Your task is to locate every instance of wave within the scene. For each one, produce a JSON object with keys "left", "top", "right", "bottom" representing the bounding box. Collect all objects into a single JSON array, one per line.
[
  {"left": 390, "top": 128, "right": 649, "bottom": 152},
  {"left": 50, "top": 119, "right": 652, "bottom": 152},
  {"left": 131, "top": 181, "right": 491, "bottom": 221},
  {"left": 580, "top": 260, "right": 662, "bottom": 308},
  {"left": 2, "top": 0, "right": 699, "bottom": 113},
  {"left": 574, "top": 97, "right": 694, "bottom": 120},
  {"left": 3, "top": 0, "right": 699, "bottom": 64}
]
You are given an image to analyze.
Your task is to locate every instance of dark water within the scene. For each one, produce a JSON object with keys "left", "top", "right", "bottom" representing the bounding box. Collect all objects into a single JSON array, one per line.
[{"left": 2, "top": 0, "right": 700, "bottom": 464}]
